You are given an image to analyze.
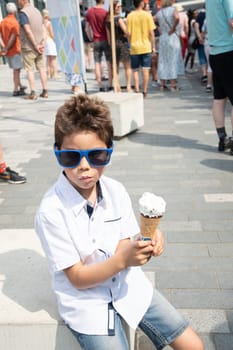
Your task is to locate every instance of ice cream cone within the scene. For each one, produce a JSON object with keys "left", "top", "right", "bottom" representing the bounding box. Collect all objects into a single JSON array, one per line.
[{"left": 140, "top": 214, "right": 162, "bottom": 239}]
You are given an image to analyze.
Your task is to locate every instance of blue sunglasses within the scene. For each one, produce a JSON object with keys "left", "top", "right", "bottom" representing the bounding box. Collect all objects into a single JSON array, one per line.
[{"left": 54, "top": 143, "right": 113, "bottom": 168}]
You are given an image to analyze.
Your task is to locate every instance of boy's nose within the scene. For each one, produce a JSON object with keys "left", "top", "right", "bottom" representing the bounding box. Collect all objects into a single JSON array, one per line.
[{"left": 78, "top": 155, "right": 90, "bottom": 168}]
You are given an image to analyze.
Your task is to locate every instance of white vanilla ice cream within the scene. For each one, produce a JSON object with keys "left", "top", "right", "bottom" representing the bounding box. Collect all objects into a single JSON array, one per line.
[{"left": 139, "top": 192, "right": 166, "bottom": 218}]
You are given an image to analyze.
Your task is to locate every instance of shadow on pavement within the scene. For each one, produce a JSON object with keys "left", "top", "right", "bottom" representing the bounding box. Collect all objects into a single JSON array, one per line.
[
  {"left": 201, "top": 159, "right": 233, "bottom": 173},
  {"left": 128, "top": 131, "right": 217, "bottom": 154}
]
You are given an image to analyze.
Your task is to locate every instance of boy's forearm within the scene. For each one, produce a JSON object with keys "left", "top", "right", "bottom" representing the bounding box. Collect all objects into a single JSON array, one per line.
[{"left": 64, "top": 252, "right": 126, "bottom": 290}]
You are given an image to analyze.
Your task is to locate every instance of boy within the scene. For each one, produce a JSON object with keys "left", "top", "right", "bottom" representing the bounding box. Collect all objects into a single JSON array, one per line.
[{"left": 35, "top": 94, "right": 204, "bottom": 350}]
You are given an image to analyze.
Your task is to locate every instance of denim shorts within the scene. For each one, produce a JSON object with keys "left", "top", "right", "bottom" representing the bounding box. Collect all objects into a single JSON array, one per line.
[
  {"left": 197, "top": 45, "right": 207, "bottom": 66},
  {"left": 130, "top": 53, "right": 152, "bottom": 70},
  {"left": 68, "top": 289, "right": 189, "bottom": 350},
  {"left": 7, "top": 54, "right": 23, "bottom": 70}
]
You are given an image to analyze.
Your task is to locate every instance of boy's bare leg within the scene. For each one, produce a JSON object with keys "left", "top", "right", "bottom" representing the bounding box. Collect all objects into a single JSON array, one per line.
[{"left": 170, "top": 326, "right": 204, "bottom": 350}]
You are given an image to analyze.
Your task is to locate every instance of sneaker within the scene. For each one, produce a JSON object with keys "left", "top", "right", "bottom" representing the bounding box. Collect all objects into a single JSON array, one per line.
[
  {"left": 99, "top": 87, "right": 105, "bottom": 92},
  {"left": 151, "top": 80, "right": 158, "bottom": 88},
  {"left": 12, "top": 91, "right": 21, "bottom": 96},
  {"left": 201, "top": 75, "right": 207, "bottom": 84},
  {"left": 218, "top": 137, "right": 231, "bottom": 152},
  {"left": 0, "top": 167, "right": 26, "bottom": 184},
  {"left": 185, "top": 67, "right": 198, "bottom": 74},
  {"left": 206, "top": 85, "right": 212, "bottom": 93},
  {"left": 24, "top": 91, "right": 37, "bottom": 100},
  {"left": 39, "top": 89, "right": 48, "bottom": 98}
]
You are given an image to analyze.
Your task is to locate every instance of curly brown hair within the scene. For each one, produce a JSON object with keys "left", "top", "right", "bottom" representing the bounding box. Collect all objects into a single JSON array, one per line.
[{"left": 55, "top": 94, "right": 114, "bottom": 148}]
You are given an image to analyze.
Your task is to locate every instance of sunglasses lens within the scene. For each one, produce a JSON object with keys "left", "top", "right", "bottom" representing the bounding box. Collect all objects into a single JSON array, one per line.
[
  {"left": 88, "top": 150, "right": 111, "bottom": 166},
  {"left": 59, "top": 151, "right": 81, "bottom": 167}
]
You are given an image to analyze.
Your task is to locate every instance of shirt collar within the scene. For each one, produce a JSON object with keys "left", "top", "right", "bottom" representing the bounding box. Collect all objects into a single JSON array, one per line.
[{"left": 55, "top": 172, "right": 105, "bottom": 216}]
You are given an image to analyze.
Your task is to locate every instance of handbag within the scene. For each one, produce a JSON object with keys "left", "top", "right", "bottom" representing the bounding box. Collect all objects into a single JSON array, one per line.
[{"left": 191, "top": 37, "right": 200, "bottom": 50}]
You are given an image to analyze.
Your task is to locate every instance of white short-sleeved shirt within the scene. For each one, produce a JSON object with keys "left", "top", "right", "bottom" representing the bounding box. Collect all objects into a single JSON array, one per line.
[{"left": 35, "top": 173, "right": 153, "bottom": 334}]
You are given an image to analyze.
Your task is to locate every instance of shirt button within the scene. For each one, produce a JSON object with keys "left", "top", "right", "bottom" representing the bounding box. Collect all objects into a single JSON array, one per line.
[
  {"left": 92, "top": 239, "right": 96, "bottom": 243},
  {"left": 91, "top": 217, "right": 94, "bottom": 221},
  {"left": 112, "top": 277, "right": 116, "bottom": 282}
]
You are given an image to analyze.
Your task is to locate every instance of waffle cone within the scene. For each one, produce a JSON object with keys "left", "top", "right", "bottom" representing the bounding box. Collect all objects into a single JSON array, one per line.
[{"left": 140, "top": 214, "right": 162, "bottom": 239}]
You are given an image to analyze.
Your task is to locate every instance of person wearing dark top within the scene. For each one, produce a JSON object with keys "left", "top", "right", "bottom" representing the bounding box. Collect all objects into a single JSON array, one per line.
[
  {"left": 194, "top": 8, "right": 207, "bottom": 84},
  {"left": 105, "top": 0, "right": 132, "bottom": 92}
]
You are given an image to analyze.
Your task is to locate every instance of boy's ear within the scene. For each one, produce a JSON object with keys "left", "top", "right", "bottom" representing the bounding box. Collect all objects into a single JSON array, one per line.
[{"left": 54, "top": 143, "right": 60, "bottom": 150}]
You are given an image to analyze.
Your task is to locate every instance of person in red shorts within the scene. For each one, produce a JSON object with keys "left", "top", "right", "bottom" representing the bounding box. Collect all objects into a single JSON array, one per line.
[
  {"left": 0, "top": 2, "right": 26, "bottom": 96},
  {"left": 85, "top": 0, "right": 112, "bottom": 92}
]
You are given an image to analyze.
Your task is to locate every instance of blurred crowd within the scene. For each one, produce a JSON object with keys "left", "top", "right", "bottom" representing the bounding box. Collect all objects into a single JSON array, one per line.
[{"left": 0, "top": 0, "right": 232, "bottom": 185}]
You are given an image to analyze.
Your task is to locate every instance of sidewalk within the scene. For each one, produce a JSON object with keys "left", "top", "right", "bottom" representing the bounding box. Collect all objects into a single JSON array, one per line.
[{"left": 0, "top": 63, "right": 233, "bottom": 350}]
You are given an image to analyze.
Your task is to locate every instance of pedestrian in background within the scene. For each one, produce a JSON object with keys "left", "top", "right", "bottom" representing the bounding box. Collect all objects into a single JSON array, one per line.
[
  {"left": 194, "top": 7, "right": 207, "bottom": 84},
  {"left": 185, "top": 8, "right": 198, "bottom": 73},
  {"left": 85, "top": 0, "right": 112, "bottom": 92},
  {"left": 155, "top": 0, "right": 183, "bottom": 91},
  {"left": 81, "top": 11, "right": 94, "bottom": 73},
  {"left": 42, "top": 9, "right": 58, "bottom": 79},
  {"left": 206, "top": 0, "right": 233, "bottom": 154},
  {"left": 105, "top": 0, "right": 132, "bottom": 92},
  {"left": 174, "top": 3, "right": 188, "bottom": 59},
  {"left": 17, "top": 0, "right": 48, "bottom": 100},
  {"left": 127, "top": 0, "right": 155, "bottom": 98},
  {"left": 202, "top": 18, "right": 212, "bottom": 93},
  {"left": 0, "top": 2, "right": 26, "bottom": 96}
]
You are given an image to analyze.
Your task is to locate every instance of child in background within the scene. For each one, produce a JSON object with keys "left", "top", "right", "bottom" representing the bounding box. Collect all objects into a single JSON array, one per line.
[{"left": 35, "top": 94, "right": 204, "bottom": 350}]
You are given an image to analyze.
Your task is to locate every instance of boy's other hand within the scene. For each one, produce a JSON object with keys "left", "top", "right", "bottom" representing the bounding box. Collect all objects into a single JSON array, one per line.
[
  {"left": 151, "top": 229, "right": 164, "bottom": 257},
  {"left": 118, "top": 239, "right": 155, "bottom": 267}
]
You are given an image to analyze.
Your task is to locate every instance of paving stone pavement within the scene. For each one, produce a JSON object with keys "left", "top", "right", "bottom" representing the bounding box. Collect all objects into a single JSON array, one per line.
[{"left": 0, "top": 63, "right": 233, "bottom": 350}]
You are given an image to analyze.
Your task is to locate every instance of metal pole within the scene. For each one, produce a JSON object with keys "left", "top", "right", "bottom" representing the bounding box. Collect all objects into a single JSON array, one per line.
[
  {"left": 110, "top": 0, "right": 117, "bottom": 92},
  {"left": 75, "top": 0, "right": 87, "bottom": 92}
]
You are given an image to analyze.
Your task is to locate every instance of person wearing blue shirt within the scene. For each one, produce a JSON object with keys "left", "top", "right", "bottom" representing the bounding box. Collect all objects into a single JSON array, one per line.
[{"left": 206, "top": 0, "right": 233, "bottom": 154}]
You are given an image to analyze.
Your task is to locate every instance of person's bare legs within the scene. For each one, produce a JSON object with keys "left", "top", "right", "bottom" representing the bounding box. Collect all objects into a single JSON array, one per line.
[
  {"left": 142, "top": 68, "right": 150, "bottom": 96},
  {"left": 27, "top": 69, "right": 36, "bottom": 92},
  {"left": 13, "top": 69, "right": 21, "bottom": 91},
  {"left": 123, "top": 60, "right": 132, "bottom": 92},
  {"left": 38, "top": 67, "right": 47, "bottom": 90},
  {"left": 170, "top": 78, "right": 178, "bottom": 90},
  {"left": 133, "top": 69, "right": 140, "bottom": 92},
  {"left": 212, "top": 98, "right": 226, "bottom": 128},
  {"left": 47, "top": 56, "right": 57, "bottom": 78},
  {"left": 170, "top": 326, "right": 204, "bottom": 350},
  {"left": 160, "top": 78, "right": 166, "bottom": 90},
  {"left": 95, "top": 62, "right": 103, "bottom": 89},
  {"left": 151, "top": 53, "right": 158, "bottom": 81}
]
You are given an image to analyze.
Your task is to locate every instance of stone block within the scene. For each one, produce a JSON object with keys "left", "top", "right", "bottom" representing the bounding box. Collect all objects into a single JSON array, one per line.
[
  {"left": 92, "top": 92, "right": 144, "bottom": 138},
  {"left": 0, "top": 228, "right": 136, "bottom": 350}
]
